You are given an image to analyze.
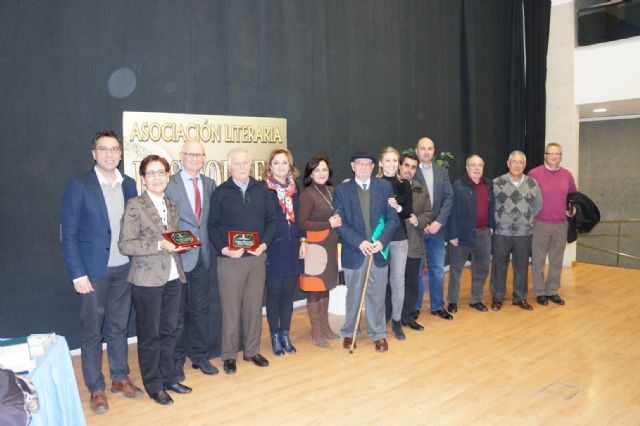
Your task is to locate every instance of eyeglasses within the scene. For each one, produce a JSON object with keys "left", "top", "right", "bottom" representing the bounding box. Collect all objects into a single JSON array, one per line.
[
  {"left": 144, "top": 170, "right": 168, "bottom": 177},
  {"left": 545, "top": 152, "right": 562, "bottom": 157},
  {"left": 182, "top": 152, "right": 205, "bottom": 159},
  {"left": 95, "top": 146, "right": 121, "bottom": 154}
]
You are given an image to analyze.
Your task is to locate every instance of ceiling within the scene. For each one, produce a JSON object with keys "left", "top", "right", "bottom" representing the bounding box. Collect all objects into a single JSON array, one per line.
[{"left": 578, "top": 98, "right": 640, "bottom": 120}]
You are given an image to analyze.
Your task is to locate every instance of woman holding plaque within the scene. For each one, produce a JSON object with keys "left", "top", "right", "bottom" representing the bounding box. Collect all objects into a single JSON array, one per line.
[
  {"left": 298, "top": 155, "right": 342, "bottom": 348},
  {"left": 262, "top": 148, "right": 306, "bottom": 356},
  {"left": 118, "top": 155, "right": 191, "bottom": 406}
]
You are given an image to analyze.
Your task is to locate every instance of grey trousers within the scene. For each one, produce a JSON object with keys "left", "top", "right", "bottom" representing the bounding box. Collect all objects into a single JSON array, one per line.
[
  {"left": 217, "top": 254, "right": 266, "bottom": 360},
  {"left": 490, "top": 234, "right": 532, "bottom": 303},
  {"left": 341, "top": 259, "right": 388, "bottom": 341},
  {"left": 388, "top": 240, "right": 408, "bottom": 321},
  {"left": 447, "top": 228, "right": 491, "bottom": 304},
  {"left": 532, "top": 220, "right": 568, "bottom": 296}
]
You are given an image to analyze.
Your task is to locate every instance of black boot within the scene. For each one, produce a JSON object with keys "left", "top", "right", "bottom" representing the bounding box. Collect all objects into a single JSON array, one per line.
[
  {"left": 279, "top": 330, "right": 297, "bottom": 353},
  {"left": 271, "top": 332, "right": 285, "bottom": 356}
]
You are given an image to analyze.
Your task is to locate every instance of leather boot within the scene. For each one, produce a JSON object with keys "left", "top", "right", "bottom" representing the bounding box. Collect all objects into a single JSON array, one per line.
[
  {"left": 271, "top": 332, "right": 285, "bottom": 356},
  {"left": 320, "top": 296, "right": 340, "bottom": 339},
  {"left": 307, "top": 300, "right": 329, "bottom": 348},
  {"left": 278, "top": 330, "right": 297, "bottom": 353}
]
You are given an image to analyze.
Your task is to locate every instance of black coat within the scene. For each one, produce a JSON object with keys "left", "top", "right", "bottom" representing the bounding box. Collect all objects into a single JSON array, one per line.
[{"left": 567, "top": 191, "right": 600, "bottom": 243}]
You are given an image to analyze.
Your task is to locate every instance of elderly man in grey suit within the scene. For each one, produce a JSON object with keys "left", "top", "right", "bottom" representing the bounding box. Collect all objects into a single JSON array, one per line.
[
  {"left": 165, "top": 141, "right": 218, "bottom": 378},
  {"left": 413, "top": 137, "right": 454, "bottom": 320}
]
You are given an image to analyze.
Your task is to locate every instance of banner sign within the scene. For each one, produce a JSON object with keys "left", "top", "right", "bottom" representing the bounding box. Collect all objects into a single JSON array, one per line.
[{"left": 123, "top": 111, "right": 287, "bottom": 192}]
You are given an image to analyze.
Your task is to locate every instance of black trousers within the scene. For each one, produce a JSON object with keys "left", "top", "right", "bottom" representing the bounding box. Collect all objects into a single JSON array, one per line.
[
  {"left": 265, "top": 276, "right": 297, "bottom": 333},
  {"left": 132, "top": 279, "right": 182, "bottom": 395},
  {"left": 175, "top": 257, "right": 210, "bottom": 365},
  {"left": 79, "top": 263, "right": 132, "bottom": 393},
  {"left": 401, "top": 257, "right": 421, "bottom": 323}
]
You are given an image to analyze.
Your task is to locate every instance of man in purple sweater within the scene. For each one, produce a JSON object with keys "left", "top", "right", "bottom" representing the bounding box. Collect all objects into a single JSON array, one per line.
[{"left": 528, "top": 143, "right": 577, "bottom": 306}]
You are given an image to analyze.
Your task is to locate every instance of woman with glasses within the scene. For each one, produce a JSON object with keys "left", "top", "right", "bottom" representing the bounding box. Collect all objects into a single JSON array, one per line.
[
  {"left": 118, "top": 155, "right": 191, "bottom": 406},
  {"left": 262, "top": 148, "right": 306, "bottom": 356}
]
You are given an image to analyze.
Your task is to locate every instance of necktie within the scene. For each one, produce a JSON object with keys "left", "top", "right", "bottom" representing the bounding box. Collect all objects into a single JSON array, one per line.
[{"left": 191, "top": 177, "right": 201, "bottom": 223}]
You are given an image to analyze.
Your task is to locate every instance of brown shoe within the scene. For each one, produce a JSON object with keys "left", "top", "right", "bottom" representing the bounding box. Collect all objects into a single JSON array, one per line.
[
  {"left": 111, "top": 378, "right": 144, "bottom": 399},
  {"left": 491, "top": 300, "right": 503, "bottom": 311},
  {"left": 514, "top": 300, "right": 533, "bottom": 311},
  {"left": 343, "top": 337, "right": 356, "bottom": 350},
  {"left": 374, "top": 339, "right": 388, "bottom": 352},
  {"left": 90, "top": 390, "right": 109, "bottom": 414}
]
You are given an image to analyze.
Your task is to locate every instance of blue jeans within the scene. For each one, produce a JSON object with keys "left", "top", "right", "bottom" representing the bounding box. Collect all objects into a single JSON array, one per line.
[{"left": 424, "top": 235, "right": 445, "bottom": 311}]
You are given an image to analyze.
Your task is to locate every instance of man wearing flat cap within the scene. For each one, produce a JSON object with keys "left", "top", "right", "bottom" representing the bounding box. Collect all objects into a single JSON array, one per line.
[{"left": 332, "top": 152, "right": 399, "bottom": 352}]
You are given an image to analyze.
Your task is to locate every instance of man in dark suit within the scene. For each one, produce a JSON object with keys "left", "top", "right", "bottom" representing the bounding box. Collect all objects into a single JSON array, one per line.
[
  {"left": 61, "top": 130, "right": 143, "bottom": 414},
  {"left": 165, "top": 141, "right": 218, "bottom": 379},
  {"left": 413, "top": 137, "right": 454, "bottom": 320},
  {"left": 333, "top": 152, "right": 399, "bottom": 352}
]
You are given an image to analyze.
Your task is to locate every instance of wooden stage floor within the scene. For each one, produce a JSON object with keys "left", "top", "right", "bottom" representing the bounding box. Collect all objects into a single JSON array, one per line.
[{"left": 72, "top": 263, "right": 640, "bottom": 425}]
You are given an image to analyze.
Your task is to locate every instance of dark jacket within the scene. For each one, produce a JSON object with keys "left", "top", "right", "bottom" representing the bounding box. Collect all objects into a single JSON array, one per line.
[
  {"left": 381, "top": 175, "right": 413, "bottom": 241},
  {"left": 265, "top": 186, "right": 304, "bottom": 278},
  {"left": 446, "top": 175, "right": 494, "bottom": 247},
  {"left": 207, "top": 177, "right": 277, "bottom": 257},
  {"left": 61, "top": 170, "right": 137, "bottom": 282},
  {"left": 567, "top": 191, "right": 600, "bottom": 243}
]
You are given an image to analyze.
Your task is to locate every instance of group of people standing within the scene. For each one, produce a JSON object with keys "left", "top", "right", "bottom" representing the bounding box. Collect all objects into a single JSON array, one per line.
[{"left": 61, "top": 130, "right": 576, "bottom": 412}]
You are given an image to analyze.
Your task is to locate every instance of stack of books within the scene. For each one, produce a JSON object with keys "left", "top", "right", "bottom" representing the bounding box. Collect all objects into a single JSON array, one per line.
[{"left": 28, "top": 333, "right": 56, "bottom": 357}]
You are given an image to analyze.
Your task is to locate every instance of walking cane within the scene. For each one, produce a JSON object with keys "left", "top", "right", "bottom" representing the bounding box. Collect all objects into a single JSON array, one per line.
[{"left": 349, "top": 254, "right": 375, "bottom": 354}]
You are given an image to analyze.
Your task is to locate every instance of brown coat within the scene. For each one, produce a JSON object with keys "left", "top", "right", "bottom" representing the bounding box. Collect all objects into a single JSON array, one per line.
[
  {"left": 118, "top": 191, "right": 186, "bottom": 286},
  {"left": 406, "top": 177, "right": 434, "bottom": 259}
]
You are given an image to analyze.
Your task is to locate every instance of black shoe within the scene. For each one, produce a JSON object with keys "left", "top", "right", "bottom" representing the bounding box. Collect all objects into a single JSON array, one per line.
[
  {"left": 536, "top": 296, "right": 548, "bottom": 306},
  {"left": 431, "top": 309, "right": 453, "bottom": 320},
  {"left": 391, "top": 320, "right": 406, "bottom": 340},
  {"left": 192, "top": 359, "right": 219, "bottom": 375},
  {"left": 548, "top": 294, "right": 565, "bottom": 305},
  {"left": 513, "top": 300, "right": 534, "bottom": 311},
  {"left": 243, "top": 354, "right": 269, "bottom": 367},
  {"left": 469, "top": 302, "right": 488, "bottom": 312},
  {"left": 401, "top": 320, "right": 424, "bottom": 331},
  {"left": 165, "top": 382, "right": 192, "bottom": 394},
  {"left": 149, "top": 390, "right": 173, "bottom": 405},
  {"left": 223, "top": 359, "right": 236, "bottom": 375},
  {"left": 447, "top": 303, "right": 458, "bottom": 313}
]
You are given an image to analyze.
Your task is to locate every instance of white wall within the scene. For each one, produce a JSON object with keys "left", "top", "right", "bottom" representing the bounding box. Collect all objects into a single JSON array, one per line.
[{"left": 575, "top": 37, "right": 640, "bottom": 105}]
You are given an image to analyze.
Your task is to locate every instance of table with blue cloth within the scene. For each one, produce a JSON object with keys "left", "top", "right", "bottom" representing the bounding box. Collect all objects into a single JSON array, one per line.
[{"left": 26, "top": 336, "right": 86, "bottom": 426}]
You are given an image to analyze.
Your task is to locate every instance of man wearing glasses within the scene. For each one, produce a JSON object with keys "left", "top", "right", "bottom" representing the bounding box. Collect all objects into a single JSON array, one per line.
[
  {"left": 61, "top": 130, "right": 143, "bottom": 414},
  {"left": 165, "top": 141, "right": 218, "bottom": 379},
  {"left": 529, "top": 143, "right": 577, "bottom": 306},
  {"left": 333, "top": 152, "right": 399, "bottom": 352}
]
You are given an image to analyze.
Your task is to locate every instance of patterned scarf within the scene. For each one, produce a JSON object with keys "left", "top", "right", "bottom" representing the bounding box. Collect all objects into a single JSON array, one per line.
[{"left": 266, "top": 174, "right": 297, "bottom": 223}]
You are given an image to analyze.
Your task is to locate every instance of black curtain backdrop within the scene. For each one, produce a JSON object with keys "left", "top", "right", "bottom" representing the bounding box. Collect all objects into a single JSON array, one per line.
[{"left": 0, "top": 0, "right": 550, "bottom": 349}]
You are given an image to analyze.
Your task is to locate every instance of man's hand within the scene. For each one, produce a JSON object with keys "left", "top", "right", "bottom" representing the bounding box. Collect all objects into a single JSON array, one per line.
[
  {"left": 247, "top": 243, "right": 267, "bottom": 256},
  {"left": 449, "top": 238, "right": 459, "bottom": 247},
  {"left": 566, "top": 207, "right": 577, "bottom": 217},
  {"left": 425, "top": 221, "right": 442, "bottom": 235},
  {"left": 222, "top": 246, "right": 244, "bottom": 258},
  {"left": 408, "top": 213, "right": 418, "bottom": 225},
  {"left": 74, "top": 277, "right": 94, "bottom": 294}
]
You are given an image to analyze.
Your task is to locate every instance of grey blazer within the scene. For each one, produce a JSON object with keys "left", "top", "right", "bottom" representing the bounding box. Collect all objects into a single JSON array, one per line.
[
  {"left": 414, "top": 162, "right": 453, "bottom": 240},
  {"left": 165, "top": 172, "right": 216, "bottom": 272},
  {"left": 118, "top": 191, "right": 186, "bottom": 286}
]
